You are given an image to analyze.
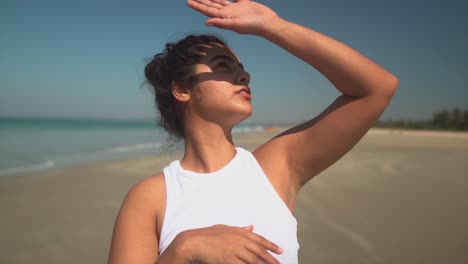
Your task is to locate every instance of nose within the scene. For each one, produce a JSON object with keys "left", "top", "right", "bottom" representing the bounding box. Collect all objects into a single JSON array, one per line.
[{"left": 237, "top": 70, "right": 250, "bottom": 86}]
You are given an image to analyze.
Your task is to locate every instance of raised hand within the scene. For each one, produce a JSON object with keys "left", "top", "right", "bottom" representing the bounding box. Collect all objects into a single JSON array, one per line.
[
  {"left": 173, "top": 224, "right": 282, "bottom": 264},
  {"left": 186, "top": 0, "right": 278, "bottom": 35}
]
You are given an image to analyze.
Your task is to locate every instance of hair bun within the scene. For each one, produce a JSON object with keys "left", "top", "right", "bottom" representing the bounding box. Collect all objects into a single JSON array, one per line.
[{"left": 144, "top": 34, "right": 227, "bottom": 139}]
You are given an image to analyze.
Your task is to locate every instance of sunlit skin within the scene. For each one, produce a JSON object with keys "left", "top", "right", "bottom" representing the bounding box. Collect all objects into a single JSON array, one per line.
[
  {"left": 174, "top": 43, "right": 253, "bottom": 173},
  {"left": 108, "top": 1, "right": 398, "bottom": 264}
]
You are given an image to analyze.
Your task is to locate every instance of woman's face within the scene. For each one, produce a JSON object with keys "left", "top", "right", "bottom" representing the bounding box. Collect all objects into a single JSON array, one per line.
[{"left": 187, "top": 43, "right": 253, "bottom": 126}]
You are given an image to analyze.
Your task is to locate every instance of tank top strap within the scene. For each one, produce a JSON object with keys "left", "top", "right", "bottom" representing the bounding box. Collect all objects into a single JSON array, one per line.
[
  {"left": 162, "top": 161, "right": 181, "bottom": 207},
  {"left": 236, "top": 147, "right": 298, "bottom": 225},
  {"left": 159, "top": 161, "right": 182, "bottom": 253}
]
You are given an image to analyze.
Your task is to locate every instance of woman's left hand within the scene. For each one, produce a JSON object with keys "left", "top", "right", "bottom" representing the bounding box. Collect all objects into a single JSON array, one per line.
[{"left": 187, "top": 0, "right": 279, "bottom": 35}]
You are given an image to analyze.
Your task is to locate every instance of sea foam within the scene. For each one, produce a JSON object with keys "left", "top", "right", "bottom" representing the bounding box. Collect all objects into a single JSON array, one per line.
[{"left": 0, "top": 160, "right": 55, "bottom": 176}]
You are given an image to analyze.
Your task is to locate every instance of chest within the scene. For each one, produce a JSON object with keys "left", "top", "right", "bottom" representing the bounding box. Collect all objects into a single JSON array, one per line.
[{"left": 159, "top": 172, "right": 299, "bottom": 263}]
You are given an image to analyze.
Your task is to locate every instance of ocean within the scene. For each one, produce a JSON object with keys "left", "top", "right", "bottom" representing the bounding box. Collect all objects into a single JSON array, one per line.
[{"left": 0, "top": 117, "right": 264, "bottom": 176}]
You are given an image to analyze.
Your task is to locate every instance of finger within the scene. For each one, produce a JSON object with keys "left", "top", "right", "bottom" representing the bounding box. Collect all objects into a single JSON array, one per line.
[
  {"left": 241, "top": 225, "right": 254, "bottom": 232},
  {"left": 246, "top": 243, "right": 280, "bottom": 264},
  {"left": 236, "top": 249, "right": 263, "bottom": 264},
  {"left": 193, "top": 0, "right": 225, "bottom": 9},
  {"left": 206, "top": 17, "right": 237, "bottom": 28},
  {"left": 246, "top": 232, "right": 283, "bottom": 255},
  {"left": 187, "top": 0, "right": 223, "bottom": 18},
  {"left": 210, "top": 0, "right": 232, "bottom": 6}
]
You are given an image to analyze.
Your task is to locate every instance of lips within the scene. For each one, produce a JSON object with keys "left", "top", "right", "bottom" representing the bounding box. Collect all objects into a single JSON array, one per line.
[{"left": 236, "top": 86, "right": 251, "bottom": 95}]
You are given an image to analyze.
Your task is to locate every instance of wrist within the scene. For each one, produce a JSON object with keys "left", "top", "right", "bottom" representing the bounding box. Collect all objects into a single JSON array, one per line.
[
  {"left": 173, "top": 230, "right": 195, "bottom": 263},
  {"left": 258, "top": 16, "right": 289, "bottom": 40},
  {"left": 159, "top": 231, "right": 194, "bottom": 264}
]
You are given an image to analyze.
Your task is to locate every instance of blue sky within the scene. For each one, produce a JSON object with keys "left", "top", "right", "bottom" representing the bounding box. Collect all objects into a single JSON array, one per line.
[{"left": 1, "top": 0, "right": 467, "bottom": 124}]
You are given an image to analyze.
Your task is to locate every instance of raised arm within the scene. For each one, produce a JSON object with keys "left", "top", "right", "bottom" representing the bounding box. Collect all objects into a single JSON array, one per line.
[
  {"left": 256, "top": 13, "right": 398, "bottom": 186},
  {"left": 187, "top": 0, "right": 398, "bottom": 199}
]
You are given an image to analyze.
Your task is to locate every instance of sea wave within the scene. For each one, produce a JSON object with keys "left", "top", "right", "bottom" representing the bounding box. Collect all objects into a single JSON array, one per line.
[
  {"left": 0, "top": 125, "right": 264, "bottom": 177},
  {"left": 233, "top": 125, "right": 264, "bottom": 134},
  {"left": 0, "top": 142, "right": 165, "bottom": 176},
  {"left": 105, "top": 142, "right": 163, "bottom": 153},
  {"left": 0, "top": 160, "right": 55, "bottom": 176}
]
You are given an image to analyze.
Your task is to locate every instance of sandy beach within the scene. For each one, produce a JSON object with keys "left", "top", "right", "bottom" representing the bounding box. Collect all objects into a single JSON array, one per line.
[{"left": 1, "top": 128, "right": 467, "bottom": 264}]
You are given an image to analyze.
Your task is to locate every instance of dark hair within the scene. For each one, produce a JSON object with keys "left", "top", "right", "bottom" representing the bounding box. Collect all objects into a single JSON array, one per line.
[{"left": 144, "top": 34, "right": 227, "bottom": 139}]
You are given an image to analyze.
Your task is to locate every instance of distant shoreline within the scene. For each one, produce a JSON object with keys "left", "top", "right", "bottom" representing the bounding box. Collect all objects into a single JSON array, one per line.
[
  {"left": 1, "top": 126, "right": 467, "bottom": 178},
  {"left": 261, "top": 126, "right": 468, "bottom": 138},
  {"left": 368, "top": 127, "right": 468, "bottom": 138},
  {"left": 2, "top": 116, "right": 467, "bottom": 133}
]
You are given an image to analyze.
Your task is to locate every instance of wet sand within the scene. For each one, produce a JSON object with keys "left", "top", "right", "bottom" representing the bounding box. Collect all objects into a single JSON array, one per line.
[{"left": 1, "top": 128, "right": 467, "bottom": 263}]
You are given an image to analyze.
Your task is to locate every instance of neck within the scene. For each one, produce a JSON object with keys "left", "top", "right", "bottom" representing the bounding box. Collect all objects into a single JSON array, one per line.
[{"left": 181, "top": 120, "right": 237, "bottom": 173}]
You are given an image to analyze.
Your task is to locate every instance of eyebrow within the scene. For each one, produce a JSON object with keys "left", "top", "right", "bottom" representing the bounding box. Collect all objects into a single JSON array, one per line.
[{"left": 209, "top": 55, "right": 244, "bottom": 70}]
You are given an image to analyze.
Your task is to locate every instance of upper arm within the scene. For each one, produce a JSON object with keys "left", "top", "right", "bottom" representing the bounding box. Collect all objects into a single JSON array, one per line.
[
  {"left": 255, "top": 92, "right": 395, "bottom": 190},
  {"left": 108, "top": 173, "right": 166, "bottom": 264}
]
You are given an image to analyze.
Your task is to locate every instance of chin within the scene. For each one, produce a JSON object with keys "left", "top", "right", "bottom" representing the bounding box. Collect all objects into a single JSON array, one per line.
[
  {"left": 211, "top": 104, "right": 253, "bottom": 126},
  {"left": 235, "top": 107, "right": 253, "bottom": 123},
  {"left": 239, "top": 103, "right": 253, "bottom": 116}
]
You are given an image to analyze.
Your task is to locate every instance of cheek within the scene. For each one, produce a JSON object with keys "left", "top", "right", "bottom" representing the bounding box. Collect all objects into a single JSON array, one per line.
[
  {"left": 195, "top": 80, "right": 231, "bottom": 101},
  {"left": 190, "top": 84, "right": 220, "bottom": 112}
]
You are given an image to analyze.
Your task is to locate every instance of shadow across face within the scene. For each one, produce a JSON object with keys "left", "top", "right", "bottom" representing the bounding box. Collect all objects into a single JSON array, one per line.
[{"left": 192, "top": 43, "right": 250, "bottom": 87}]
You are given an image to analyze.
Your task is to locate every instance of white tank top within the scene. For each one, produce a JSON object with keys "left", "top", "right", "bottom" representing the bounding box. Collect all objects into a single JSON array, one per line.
[{"left": 159, "top": 147, "right": 299, "bottom": 263}]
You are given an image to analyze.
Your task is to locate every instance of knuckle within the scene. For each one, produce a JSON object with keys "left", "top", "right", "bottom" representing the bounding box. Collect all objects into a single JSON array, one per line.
[{"left": 261, "top": 252, "right": 279, "bottom": 264}]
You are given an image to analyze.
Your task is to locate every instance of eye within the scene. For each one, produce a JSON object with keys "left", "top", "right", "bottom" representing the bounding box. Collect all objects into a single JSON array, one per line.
[{"left": 215, "top": 61, "right": 233, "bottom": 72}]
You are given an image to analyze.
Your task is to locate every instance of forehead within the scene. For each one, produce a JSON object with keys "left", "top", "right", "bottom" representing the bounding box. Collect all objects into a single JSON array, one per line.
[{"left": 196, "top": 42, "right": 241, "bottom": 64}]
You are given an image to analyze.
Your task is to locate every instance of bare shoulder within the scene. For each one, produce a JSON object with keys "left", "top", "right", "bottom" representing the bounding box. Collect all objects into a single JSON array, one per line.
[
  {"left": 123, "top": 172, "right": 167, "bottom": 236},
  {"left": 108, "top": 172, "right": 166, "bottom": 264},
  {"left": 253, "top": 134, "right": 289, "bottom": 176},
  {"left": 253, "top": 136, "right": 296, "bottom": 210},
  {"left": 126, "top": 172, "right": 166, "bottom": 205}
]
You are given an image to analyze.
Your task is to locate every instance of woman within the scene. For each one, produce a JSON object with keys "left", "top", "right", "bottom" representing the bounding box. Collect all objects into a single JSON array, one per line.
[{"left": 108, "top": 0, "right": 398, "bottom": 263}]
